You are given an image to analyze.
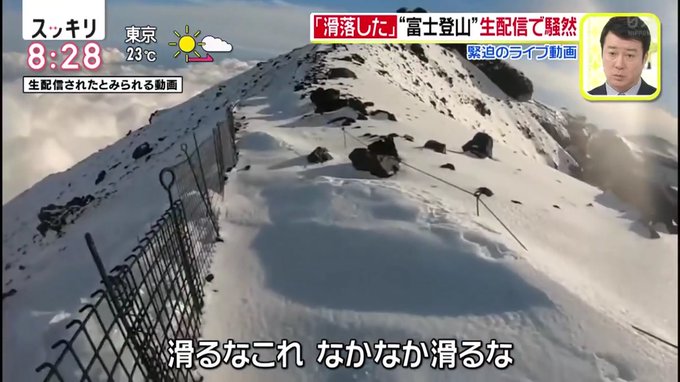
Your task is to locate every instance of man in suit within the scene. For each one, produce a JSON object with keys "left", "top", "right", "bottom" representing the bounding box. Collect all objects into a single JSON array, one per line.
[{"left": 588, "top": 16, "right": 657, "bottom": 96}]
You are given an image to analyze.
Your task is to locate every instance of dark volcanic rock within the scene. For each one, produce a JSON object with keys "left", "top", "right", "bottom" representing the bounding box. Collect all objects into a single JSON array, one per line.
[
  {"left": 369, "top": 110, "right": 397, "bottom": 121},
  {"left": 310, "top": 88, "right": 344, "bottom": 113},
  {"left": 36, "top": 195, "right": 96, "bottom": 236},
  {"left": 310, "top": 88, "right": 368, "bottom": 116},
  {"left": 424, "top": 140, "right": 446, "bottom": 154},
  {"left": 3, "top": 289, "right": 17, "bottom": 300},
  {"left": 132, "top": 142, "right": 153, "bottom": 160},
  {"left": 327, "top": 116, "right": 356, "bottom": 126},
  {"left": 327, "top": 68, "right": 357, "bottom": 79},
  {"left": 307, "top": 147, "right": 333, "bottom": 164},
  {"left": 580, "top": 131, "right": 678, "bottom": 235},
  {"left": 368, "top": 136, "right": 400, "bottom": 160},
  {"left": 472, "top": 99, "right": 491, "bottom": 117},
  {"left": 410, "top": 44, "right": 428, "bottom": 63},
  {"left": 95, "top": 170, "right": 106, "bottom": 185},
  {"left": 346, "top": 98, "right": 368, "bottom": 115},
  {"left": 473, "top": 60, "right": 533, "bottom": 101},
  {"left": 438, "top": 44, "right": 533, "bottom": 101},
  {"left": 350, "top": 54, "right": 365, "bottom": 64},
  {"left": 582, "top": 130, "right": 639, "bottom": 187},
  {"left": 148, "top": 109, "right": 161, "bottom": 124},
  {"left": 462, "top": 132, "right": 494, "bottom": 159},
  {"left": 349, "top": 148, "right": 400, "bottom": 178},
  {"left": 337, "top": 54, "right": 365, "bottom": 65}
]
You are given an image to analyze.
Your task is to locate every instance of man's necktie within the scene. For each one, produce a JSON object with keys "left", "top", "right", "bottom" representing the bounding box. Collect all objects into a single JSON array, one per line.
[{"left": 618, "top": 92, "right": 626, "bottom": 95}]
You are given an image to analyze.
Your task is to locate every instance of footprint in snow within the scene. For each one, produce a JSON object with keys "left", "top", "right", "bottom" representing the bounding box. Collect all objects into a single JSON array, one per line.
[
  {"left": 461, "top": 231, "right": 517, "bottom": 261},
  {"left": 593, "top": 353, "right": 636, "bottom": 382}
]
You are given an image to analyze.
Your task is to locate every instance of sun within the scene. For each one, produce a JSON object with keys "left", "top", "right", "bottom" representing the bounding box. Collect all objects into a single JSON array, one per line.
[{"left": 168, "top": 25, "right": 205, "bottom": 62}]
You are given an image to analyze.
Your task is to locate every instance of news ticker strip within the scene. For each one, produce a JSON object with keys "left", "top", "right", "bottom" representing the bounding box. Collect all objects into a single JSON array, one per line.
[
  {"left": 309, "top": 12, "right": 660, "bottom": 43},
  {"left": 23, "top": 76, "right": 183, "bottom": 93}
]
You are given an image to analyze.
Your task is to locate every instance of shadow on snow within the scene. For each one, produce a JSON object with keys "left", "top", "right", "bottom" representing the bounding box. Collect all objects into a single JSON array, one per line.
[{"left": 251, "top": 182, "right": 554, "bottom": 317}]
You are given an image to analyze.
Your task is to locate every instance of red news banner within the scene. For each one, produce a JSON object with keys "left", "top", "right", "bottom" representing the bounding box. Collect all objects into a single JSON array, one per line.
[{"left": 310, "top": 13, "right": 584, "bottom": 42}]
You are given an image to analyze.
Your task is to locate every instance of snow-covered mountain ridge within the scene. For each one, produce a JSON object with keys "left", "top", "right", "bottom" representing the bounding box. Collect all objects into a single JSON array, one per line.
[{"left": 2, "top": 41, "right": 677, "bottom": 382}]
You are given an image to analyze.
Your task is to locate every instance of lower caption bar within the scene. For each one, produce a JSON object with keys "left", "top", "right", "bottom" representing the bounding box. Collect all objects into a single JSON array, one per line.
[{"left": 23, "top": 76, "right": 184, "bottom": 93}]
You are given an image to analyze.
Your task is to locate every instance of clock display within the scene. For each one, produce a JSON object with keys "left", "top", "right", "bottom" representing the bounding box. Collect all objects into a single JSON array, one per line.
[{"left": 27, "top": 42, "right": 102, "bottom": 71}]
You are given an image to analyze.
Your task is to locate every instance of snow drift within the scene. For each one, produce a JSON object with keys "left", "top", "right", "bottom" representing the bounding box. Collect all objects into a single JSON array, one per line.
[{"left": 2, "top": 41, "right": 677, "bottom": 382}]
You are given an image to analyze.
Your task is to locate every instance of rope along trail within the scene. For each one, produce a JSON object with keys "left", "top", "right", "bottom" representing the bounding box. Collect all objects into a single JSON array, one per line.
[
  {"left": 341, "top": 129, "right": 528, "bottom": 251},
  {"left": 342, "top": 128, "right": 678, "bottom": 351}
]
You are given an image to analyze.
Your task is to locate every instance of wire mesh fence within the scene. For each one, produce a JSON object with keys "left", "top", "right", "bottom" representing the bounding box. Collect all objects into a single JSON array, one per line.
[{"left": 35, "top": 107, "right": 239, "bottom": 382}]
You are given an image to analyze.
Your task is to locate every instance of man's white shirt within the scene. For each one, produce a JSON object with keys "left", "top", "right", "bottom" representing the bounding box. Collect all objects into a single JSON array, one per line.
[{"left": 605, "top": 79, "right": 642, "bottom": 95}]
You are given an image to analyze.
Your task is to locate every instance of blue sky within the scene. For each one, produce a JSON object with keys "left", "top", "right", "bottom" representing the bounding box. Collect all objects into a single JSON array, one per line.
[{"left": 3, "top": 0, "right": 677, "bottom": 122}]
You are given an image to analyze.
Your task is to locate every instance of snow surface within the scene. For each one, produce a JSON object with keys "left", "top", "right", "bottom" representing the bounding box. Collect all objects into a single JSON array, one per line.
[{"left": 3, "top": 42, "right": 677, "bottom": 381}]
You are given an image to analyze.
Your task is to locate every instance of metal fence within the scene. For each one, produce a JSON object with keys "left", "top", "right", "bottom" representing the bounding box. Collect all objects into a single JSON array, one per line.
[{"left": 35, "top": 107, "right": 239, "bottom": 382}]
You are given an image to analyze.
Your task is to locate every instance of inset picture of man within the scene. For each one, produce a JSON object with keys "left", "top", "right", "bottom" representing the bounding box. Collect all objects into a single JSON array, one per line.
[{"left": 581, "top": 15, "right": 660, "bottom": 100}]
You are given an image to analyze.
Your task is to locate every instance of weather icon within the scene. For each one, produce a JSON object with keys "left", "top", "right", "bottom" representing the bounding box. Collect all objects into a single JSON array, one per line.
[
  {"left": 201, "top": 36, "right": 233, "bottom": 53},
  {"left": 168, "top": 24, "right": 206, "bottom": 62},
  {"left": 168, "top": 25, "right": 233, "bottom": 63}
]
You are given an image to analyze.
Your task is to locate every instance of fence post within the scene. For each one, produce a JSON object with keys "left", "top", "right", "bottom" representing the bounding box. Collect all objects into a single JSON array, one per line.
[
  {"left": 179, "top": 143, "right": 221, "bottom": 240},
  {"left": 211, "top": 128, "right": 218, "bottom": 174},
  {"left": 192, "top": 133, "right": 221, "bottom": 238},
  {"left": 342, "top": 127, "right": 346, "bottom": 149},
  {"left": 229, "top": 110, "right": 238, "bottom": 166},
  {"left": 192, "top": 133, "right": 211, "bottom": 201},
  {"left": 84, "top": 233, "right": 164, "bottom": 381},
  {"left": 159, "top": 168, "right": 204, "bottom": 314},
  {"left": 213, "top": 127, "right": 224, "bottom": 185},
  {"left": 228, "top": 108, "right": 236, "bottom": 139},
  {"left": 216, "top": 120, "right": 226, "bottom": 173}
]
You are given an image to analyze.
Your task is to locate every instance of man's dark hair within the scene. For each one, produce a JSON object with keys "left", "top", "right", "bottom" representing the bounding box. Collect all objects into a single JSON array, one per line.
[{"left": 599, "top": 16, "right": 652, "bottom": 58}]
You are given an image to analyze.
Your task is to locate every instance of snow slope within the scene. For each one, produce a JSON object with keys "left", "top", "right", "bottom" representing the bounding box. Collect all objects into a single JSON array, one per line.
[{"left": 3, "top": 42, "right": 677, "bottom": 381}]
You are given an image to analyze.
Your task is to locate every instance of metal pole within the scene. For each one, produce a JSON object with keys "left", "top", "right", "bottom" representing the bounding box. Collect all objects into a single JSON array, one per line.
[
  {"left": 342, "top": 127, "right": 346, "bottom": 149},
  {"left": 192, "top": 133, "right": 211, "bottom": 201},
  {"left": 159, "top": 169, "right": 204, "bottom": 312},
  {"left": 85, "top": 233, "right": 164, "bottom": 381},
  {"left": 180, "top": 143, "right": 221, "bottom": 239}
]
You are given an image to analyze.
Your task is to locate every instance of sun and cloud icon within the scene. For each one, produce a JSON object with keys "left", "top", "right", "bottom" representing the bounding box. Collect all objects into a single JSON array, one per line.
[{"left": 168, "top": 24, "right": 233, "bottom": 63}]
